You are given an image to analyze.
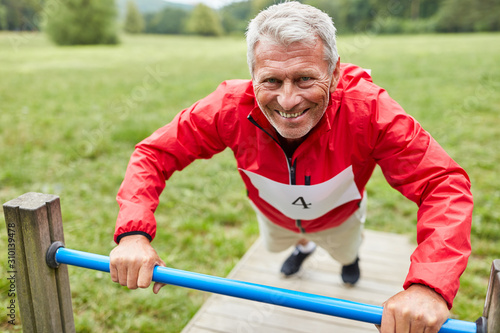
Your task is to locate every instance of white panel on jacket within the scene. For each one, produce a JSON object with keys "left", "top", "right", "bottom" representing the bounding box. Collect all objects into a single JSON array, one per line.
[{"left": 240, "top": 166, "right": 361, "bottom": 220}]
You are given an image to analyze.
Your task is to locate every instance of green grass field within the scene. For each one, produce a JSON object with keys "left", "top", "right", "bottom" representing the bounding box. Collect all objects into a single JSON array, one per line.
[{"left": 1, "top": 31, "right": 499, "bottom": 331}]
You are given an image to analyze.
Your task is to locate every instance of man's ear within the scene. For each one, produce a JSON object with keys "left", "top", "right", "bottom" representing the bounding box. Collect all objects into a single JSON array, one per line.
[{"left": 329, "top": 59, "right": 341, "bottom": 94}]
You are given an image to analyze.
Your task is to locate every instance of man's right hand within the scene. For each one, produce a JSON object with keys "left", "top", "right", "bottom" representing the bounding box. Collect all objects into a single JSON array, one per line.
[{"left": 110, "top": 234, "right": 166, "bottom": 294}]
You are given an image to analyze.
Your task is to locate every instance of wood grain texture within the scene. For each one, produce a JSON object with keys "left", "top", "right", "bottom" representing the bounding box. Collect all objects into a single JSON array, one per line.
[{"left": 182, "top": 229, "right": 415, "bottom": 333}]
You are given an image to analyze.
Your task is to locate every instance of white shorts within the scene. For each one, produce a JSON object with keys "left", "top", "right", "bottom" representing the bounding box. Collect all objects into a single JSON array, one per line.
[{"left": 252, "top": 194, "right": 366, "bottom": 265}]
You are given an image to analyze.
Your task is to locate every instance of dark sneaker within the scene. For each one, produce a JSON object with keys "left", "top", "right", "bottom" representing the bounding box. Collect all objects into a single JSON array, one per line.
[
  {"left": 341, "top": 257, "right": 360, "bottom": 285},
  {"left": 280, "top": 246, "right": 316, "bottom": 276}
]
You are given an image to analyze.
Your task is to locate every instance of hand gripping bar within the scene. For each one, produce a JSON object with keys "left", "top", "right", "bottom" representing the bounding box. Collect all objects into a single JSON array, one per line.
[{"left": 46, "top": 242, "right": 483, "bottom": 333}]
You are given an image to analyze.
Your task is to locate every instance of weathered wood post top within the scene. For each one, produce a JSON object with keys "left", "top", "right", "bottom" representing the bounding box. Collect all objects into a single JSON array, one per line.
[{"left": 3, "top": 192, "right": 75, "bottom": 333}]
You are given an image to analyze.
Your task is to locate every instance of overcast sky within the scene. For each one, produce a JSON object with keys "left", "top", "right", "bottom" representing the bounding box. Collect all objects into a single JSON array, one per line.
[{"left": 169, "top": 0, "right": 239, "bottom": 8}]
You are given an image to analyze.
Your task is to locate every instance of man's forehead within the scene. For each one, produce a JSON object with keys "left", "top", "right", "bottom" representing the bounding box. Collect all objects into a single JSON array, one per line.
[
  {"left": 253, "top": 40, "right": 326, "bottom": 69},
  {"left": 255, "top": 36, "right": 320, "bottom": 52}
]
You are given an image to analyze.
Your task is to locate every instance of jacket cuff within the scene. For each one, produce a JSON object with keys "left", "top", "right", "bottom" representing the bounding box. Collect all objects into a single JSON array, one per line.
[
  {"left": 114, "top": 200, "right": 157, "bottom": 244},
  {"left": 115, "top": 231, "right": 153, "bottom": 244},
  {"left": 404, "top": 273, "right": 454, "bottom": 309}
]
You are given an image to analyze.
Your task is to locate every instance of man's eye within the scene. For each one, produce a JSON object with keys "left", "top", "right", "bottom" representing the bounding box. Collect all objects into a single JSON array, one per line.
[
  {"left": 300, "top": 77, "right": 311, "bottom": 82},
  {"left": 267, "top": 78, "right": 278, "bottom": 83}
]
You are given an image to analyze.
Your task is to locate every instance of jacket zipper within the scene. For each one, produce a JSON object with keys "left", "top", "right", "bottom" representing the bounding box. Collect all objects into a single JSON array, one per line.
[
  {"left": 248, "top": 115, "right": 306, "bottom": 233},
  {"left": 298, "top": 171, "right": 311, "bottom": 234},
  {"left": 289, "top": 157, "right": 306, "bottom": 234}
]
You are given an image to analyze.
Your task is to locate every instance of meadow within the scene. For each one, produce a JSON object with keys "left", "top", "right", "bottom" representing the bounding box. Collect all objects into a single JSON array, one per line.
[{"left": 1, "top": 31, "right": 499, "bottom": 331}]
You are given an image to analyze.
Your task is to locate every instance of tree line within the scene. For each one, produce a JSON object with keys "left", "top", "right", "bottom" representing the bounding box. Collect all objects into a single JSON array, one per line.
[
  {"left": 1, "top": 0, "right": 498, "bottom": 46},
  {"left": 140, "top": 0, "right": 500, "bottom": 36}
]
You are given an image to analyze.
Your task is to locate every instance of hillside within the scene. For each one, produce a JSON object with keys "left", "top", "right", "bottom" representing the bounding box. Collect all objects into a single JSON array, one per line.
[{"left": 116, "top": 0, "right": 193, "bottom": 17}]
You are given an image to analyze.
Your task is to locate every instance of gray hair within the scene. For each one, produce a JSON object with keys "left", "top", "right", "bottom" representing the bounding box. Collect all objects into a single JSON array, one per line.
[{"left": 246, "top": 1, "right": 338, "bottom": 77}]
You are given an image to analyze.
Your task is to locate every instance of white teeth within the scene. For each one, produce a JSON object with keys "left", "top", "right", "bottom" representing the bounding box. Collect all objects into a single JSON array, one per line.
[{"left": 278, "top": 110, "right": 306, "bottom": 118}]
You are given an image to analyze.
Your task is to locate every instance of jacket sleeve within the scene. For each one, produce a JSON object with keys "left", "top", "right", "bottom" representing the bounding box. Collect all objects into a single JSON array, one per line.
[
  {"left": 367, "top": 88, "right": 473, "bottom": 309},
  {"left": 114, "top": 83, "right": 231, "bottom": 243}
]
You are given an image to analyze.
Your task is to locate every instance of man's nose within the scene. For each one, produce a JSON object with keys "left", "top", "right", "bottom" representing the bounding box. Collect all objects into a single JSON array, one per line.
[{"left": 277, "top": 82, "right": 302, "bottom": 111}]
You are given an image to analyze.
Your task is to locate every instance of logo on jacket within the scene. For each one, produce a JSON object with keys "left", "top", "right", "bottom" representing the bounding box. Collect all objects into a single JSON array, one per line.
[{"left": 240, "top": 166, "right": 361, "bottom": 220}]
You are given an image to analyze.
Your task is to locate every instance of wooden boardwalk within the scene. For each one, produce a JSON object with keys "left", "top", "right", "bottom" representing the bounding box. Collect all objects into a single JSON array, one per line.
[{"left": 182, "top": 229, "right": 415, "bottom": 333}]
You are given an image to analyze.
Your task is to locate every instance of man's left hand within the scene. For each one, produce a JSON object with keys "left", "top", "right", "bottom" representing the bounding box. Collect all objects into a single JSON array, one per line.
[{"left": 377, "top": 284, "right": 449, "bottom": 333}]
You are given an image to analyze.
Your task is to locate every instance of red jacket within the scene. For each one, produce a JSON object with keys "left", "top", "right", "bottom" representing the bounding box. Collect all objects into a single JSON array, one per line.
[{"left": 115, "top": 63, "right": 472, "bottom": 308}]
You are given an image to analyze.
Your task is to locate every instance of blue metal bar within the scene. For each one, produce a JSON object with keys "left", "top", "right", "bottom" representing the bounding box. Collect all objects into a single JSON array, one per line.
[{"left": 54, "top": 247, "right": 477, "bottom": 333}]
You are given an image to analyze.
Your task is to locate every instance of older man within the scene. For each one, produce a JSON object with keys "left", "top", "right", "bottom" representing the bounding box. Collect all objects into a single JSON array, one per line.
[{"left": 110, "top": 2, "right": 473, "bottom": 332}]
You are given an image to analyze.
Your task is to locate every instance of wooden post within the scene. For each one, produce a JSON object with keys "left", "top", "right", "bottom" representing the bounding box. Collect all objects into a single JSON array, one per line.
[
  {"left": 483, "top": 259, "right": 500, "bottom": 332},
  {"left": 3, "top": 192, "right": 75, "bottom": 333}
]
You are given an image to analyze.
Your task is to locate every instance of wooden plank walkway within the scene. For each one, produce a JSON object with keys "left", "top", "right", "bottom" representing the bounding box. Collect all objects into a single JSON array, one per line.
[{"left": 182, "top": 229, "right": 415, "bottom": 333}]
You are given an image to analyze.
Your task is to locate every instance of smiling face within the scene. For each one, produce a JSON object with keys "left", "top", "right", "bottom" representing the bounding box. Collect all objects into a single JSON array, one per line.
[{"left": 252, "top": 39, "right": 340, "bottom": 144}]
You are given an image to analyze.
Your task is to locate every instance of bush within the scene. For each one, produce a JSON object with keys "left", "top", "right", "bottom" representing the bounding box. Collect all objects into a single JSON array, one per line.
[
  {"left": 376, "top": 17, "right": 405, "bottom": 34},
  {"left": 184, "top": 3, "right": 224, "bottom": 37},
  {"left": 401, "top": 18, "right": 438, "bottom": 34},
  {"left": 123, "top": 0, "right": 144, "bottom": 34},
  {"left": 374, "top": 16, "right": 438, "bottom": 35},
  {"left": 43, "top": 0, "right": 119, "bottom": 45},
  {"left": 144, "top": 8, "right": 188, "bottom": 34},
  {"left": 435, "top": 0, "right": 500, "bottom": 33}
]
